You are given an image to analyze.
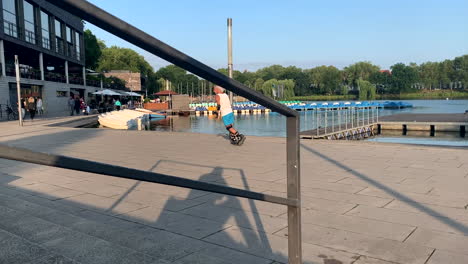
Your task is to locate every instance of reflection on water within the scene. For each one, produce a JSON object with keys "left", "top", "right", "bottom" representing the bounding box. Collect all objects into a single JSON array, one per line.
[{"left": 149, "top": 100, "right": 468, "bottom": 138}]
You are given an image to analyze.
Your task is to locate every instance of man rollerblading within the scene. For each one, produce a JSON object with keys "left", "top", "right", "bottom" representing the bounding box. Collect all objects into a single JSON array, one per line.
[{"left": 214, "top": 85, "right": 246, "bottom": 146}]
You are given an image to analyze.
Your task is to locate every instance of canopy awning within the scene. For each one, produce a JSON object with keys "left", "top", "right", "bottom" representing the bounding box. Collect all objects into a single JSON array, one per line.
[
  {"left": 125, "top": 91, "right": 142, "bottom": 96},
  {"left": 92, "top": 89, "right": 122, "bottom": 96}
]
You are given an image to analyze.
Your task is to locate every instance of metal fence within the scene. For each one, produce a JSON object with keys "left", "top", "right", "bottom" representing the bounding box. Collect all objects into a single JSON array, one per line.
[
  {"left": 1, "top": 0, "right": 303, "bottom": 262},
  {"left": 313, "top": 106, "right": 379, "bottom": 136}
]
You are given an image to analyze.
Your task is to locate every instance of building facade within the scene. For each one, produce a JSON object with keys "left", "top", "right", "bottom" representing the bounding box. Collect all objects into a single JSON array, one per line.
[
  {"left": 0, "top": 0, "right": 100, "bottom": 115},
  {"left": 104, "top": 70, "right": 144, "bottom": 92}
]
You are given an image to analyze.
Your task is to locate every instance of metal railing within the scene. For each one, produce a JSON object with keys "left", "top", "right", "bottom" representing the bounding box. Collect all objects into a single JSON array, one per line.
[
  {"left": 5, "top": 63, "right": 41, "bottom": 80},
  {"left": 86, "top": 79, "right": 101, "bottom": 87},
  {"left": 27, "top": 1, "right": 302, "bottom": 262},
  {"left": 69, "top": 74, "right": 84, "bottom": 85},
  {"left": 313, "top": 106, "right": 380, "bottom": 136},
  {"left": 1, "top": 18, "right": 82, "bottom": 62},
  {"left": 45, "top": 71, "right": 67, "bottom": 83}
]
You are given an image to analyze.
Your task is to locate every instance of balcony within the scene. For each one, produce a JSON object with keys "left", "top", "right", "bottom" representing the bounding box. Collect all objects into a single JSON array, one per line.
[
  {"left": 5, "top": 63, "right": 41, "bottom": 80},
  {"left": 69, "top": 74, "right": 84, "bottom": 85},
  {"left": 86, "top": 79, "right": 101, "bottom": 87},
  {"left": 45, "top": 72, "right": 66, "bottom": 83}
]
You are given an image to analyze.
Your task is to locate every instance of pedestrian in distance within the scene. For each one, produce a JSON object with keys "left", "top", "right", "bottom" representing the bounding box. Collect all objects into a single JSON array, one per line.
[
  {"left": 213, "top": 85, "right": 246, "bottom": 146},
  {"left": 36, "top": 97, "right": 43, "bottom": 115},
  {"left": 115, "top": 99, "right": 122, "bottom": 111},
  {"left": 74, "top": 96, "right": 81, "bottom": 115},
  {"left": 69, "top": 96, "right": 75, "bottom": 116},
  {"left": 27, "top": 96, "right": 36, "bottom": 120}
]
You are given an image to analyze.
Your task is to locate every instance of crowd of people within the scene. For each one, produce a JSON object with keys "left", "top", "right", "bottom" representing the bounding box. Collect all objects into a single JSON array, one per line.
[
  {"left": 18, "top": 96, "right": 43, "bottom": 121},
  {"left": 68, "top": 96, "right": 140, "bottom": 116},
  {"left": 68, "top": 96, "right": 90, "bottom": 116}
]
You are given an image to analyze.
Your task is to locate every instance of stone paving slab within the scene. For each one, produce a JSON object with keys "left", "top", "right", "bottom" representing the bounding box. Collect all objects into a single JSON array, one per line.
[
  {"left": 347, "top": 205, "right": 468, "bottom": 235},
  {"left": 273, "top": 223, "right": 433, "bottom": 264},
  {"left": 1, "top": 118, "right": 468, "bottom": 263},
  {"left": 426, "top": 250, "right": 468, "bottom": 264}
]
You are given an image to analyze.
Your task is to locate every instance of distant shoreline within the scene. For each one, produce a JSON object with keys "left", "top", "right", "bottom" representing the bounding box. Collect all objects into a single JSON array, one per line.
[{"left": 289, "top": 91, "right": 468, "bottom": 101}]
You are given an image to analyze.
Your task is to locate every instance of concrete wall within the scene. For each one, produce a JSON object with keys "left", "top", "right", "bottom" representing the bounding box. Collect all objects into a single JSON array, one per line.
[
  {"left": 0, "top": 76, "right": 99, "bottom": 116},
  {"left": 144, "top": 102, "right": 168, "bottom": 111},
  {"left": 104, "top": 71, "right": 142, "bottom": 92},
  {"left": 171, "top": 95, "right": 190, "bottom": 111}
]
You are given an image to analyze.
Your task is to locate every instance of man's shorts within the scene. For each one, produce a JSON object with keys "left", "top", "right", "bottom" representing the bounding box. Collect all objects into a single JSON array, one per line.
[{"left": 222, "top": 112, "right": 234, "bottom": 126}]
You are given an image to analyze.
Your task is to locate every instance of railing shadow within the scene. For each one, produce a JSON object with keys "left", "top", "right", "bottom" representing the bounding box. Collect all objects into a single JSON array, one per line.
[
  {"left": 0, "top": 128, "right": 298, "bottom": 263},
  {"left": 301, "top": 143, "right": 468, "bottom": 235}
]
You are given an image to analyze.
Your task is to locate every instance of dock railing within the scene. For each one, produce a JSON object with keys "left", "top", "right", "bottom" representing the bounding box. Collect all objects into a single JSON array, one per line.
[
  {"left": 311, "top": 106, "right": 379, "bottom": 138},
  {"left": 0, "top": 0, "right": 303, "bottom": 263}
]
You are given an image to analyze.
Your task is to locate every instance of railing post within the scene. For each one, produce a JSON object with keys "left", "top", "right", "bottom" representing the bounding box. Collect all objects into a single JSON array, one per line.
[
  {"left": 316, "top": 110, "right": 319, "bottom": 137},
  {"left": 325, "top": 108, "right": 327, "bottom": 134},
  {"left": 286, "top": 116, "right": 302, "bottom": 264},
  {"left": 377, "top": 107, "right": 379, "bottom": 123},
  {"left": 332, "top": 108, "right": 334, "bottom": 133},
  {"left": 368, "top": 106, "right": 370, "bottom": 125}
]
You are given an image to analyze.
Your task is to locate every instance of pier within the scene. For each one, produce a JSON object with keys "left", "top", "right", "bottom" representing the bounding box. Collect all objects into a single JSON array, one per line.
[{"left": 302, "top": 110, "right": 468, "bottom": 139}]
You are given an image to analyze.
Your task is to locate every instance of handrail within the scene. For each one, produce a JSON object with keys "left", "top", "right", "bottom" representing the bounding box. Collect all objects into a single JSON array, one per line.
[
  {"left": 44, "top": 0, "right": 297, "bottom": 118},
  {"left": 43, "top": 1, "right": 302, "bottom": 262},
  {"left": 0, "top": 145, "right": 298, "bottom": 207}
]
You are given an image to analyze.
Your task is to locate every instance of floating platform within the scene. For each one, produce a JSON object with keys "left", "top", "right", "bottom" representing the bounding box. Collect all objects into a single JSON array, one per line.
[
  {"left": 378, "top": 113, "right": 468, "bottom": 132},
  {"left": 302, "top": 113, "right": 468, "bottom": 140}
]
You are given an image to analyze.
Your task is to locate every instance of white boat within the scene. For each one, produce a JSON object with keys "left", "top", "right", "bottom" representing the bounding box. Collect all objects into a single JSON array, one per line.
[{"left": 98, "top": 109, "right": 148, "bottom": 129}]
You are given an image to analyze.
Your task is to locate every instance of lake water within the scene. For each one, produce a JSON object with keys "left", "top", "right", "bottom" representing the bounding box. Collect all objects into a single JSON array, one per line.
[{"left": 150, "top": 100, "right": 468, "bottom": 146}]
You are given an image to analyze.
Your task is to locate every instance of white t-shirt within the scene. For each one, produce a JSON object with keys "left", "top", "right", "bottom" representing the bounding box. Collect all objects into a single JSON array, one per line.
[{"left": 218, "top": 93, "right": 232, "bottom": 116}]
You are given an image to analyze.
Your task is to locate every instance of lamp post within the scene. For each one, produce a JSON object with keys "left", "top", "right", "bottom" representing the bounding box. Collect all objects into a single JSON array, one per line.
[{"left": 15, "top": 55, "right": 23, "bottom": 126}]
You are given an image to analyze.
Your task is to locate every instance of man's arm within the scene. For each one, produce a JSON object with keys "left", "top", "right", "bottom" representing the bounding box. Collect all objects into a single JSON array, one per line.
[{"left": 215, "top": 94, "right": 221, "bottom": 118}]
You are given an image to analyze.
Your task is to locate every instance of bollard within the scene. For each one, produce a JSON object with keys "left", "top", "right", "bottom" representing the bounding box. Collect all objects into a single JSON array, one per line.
[{"left": 137, "top": 118, "right": 143, "bottom": 130}]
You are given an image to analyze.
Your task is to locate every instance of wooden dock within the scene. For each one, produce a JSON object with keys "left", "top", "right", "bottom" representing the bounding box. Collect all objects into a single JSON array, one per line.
[{"left": 378, "top": 113, "right": 468, "bottom": 133}]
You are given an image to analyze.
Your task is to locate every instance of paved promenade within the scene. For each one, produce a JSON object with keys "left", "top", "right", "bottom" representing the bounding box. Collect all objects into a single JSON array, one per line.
[{"left": 0, "top": 117, "right": 467, "bottom": 264}]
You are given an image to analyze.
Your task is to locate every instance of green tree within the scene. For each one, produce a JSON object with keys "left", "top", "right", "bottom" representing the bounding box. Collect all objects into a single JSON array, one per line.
[
  {"left": 257, "top": 65, "right": 285, "bottom": 80},
  {"left": 254, "top": 78, "right": 265, "bottom": 91},
  {"left": 453, "top": 55, "right": 468, "bottom": 89},
  {"left": 98, "top": 46, "right": 154, "bottom": 76},
  {"left": 357, "top": 79, "right": 376, "bottom": 100},
  {"left": 344, "top": 61, "right": 380, "bottom": 90},
  {"left": 419, "top": 62, "right": 439, "bottom": 90},
  {"left": 280, "top": 66, "right": 309, "bottom": 96},
  {"left": 306, "top": 66, "right": 341, "bottom": 95},
  {"left": 390, "top": 63, "right": 419, "bottom": 93},
  {"left": 261, "top": 79, "right": 295, "bottom": 98},
  {"left": 84, "top": 29, "right": 102, "bottom": 70}
]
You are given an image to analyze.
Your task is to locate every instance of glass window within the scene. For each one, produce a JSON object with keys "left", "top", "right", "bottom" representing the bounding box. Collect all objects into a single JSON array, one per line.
[
  {"left": 2, "top": 0, "right": 17, "bottom": 37},
  {"left": 75, "top": 32, "right": 81, "bottom": 60},
  {"left": 55, "top": 19, "right": 63, "bottom": 54},
  {"left": 66, "top": 26, "right": 72, "bottom": 43},
  {"left": 23, "top": 1, "right": 35, "bottom": 44},
  {"left": 41, "top": 11, "right": 50, "bottom": 49},
  {"left": 55, "top": 19, "right": 61, "bottom": 37}
]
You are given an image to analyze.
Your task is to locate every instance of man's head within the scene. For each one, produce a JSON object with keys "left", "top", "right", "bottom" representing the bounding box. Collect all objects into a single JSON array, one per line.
[{"left": 213, "top": 85, "right": 225, "bottom": 94}]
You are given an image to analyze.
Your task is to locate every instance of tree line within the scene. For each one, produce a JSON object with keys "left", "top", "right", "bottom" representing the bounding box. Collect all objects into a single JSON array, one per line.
[{"left": 85, "top": 30, "right": 467, "bottom": 99}]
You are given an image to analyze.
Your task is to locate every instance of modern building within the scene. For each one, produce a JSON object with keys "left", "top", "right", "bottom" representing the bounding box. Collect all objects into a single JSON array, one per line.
[
  {"left": 0, "top": 0, "right": 101, "bottom": 115},
  {"left": 104, "top": 70, "right": 145, "bottom": 92}
]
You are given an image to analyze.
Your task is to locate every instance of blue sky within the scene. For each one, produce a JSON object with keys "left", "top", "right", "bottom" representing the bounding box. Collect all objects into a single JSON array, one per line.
[{"left": 86, "top": 0, "right": 468, "bottom": 71}]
